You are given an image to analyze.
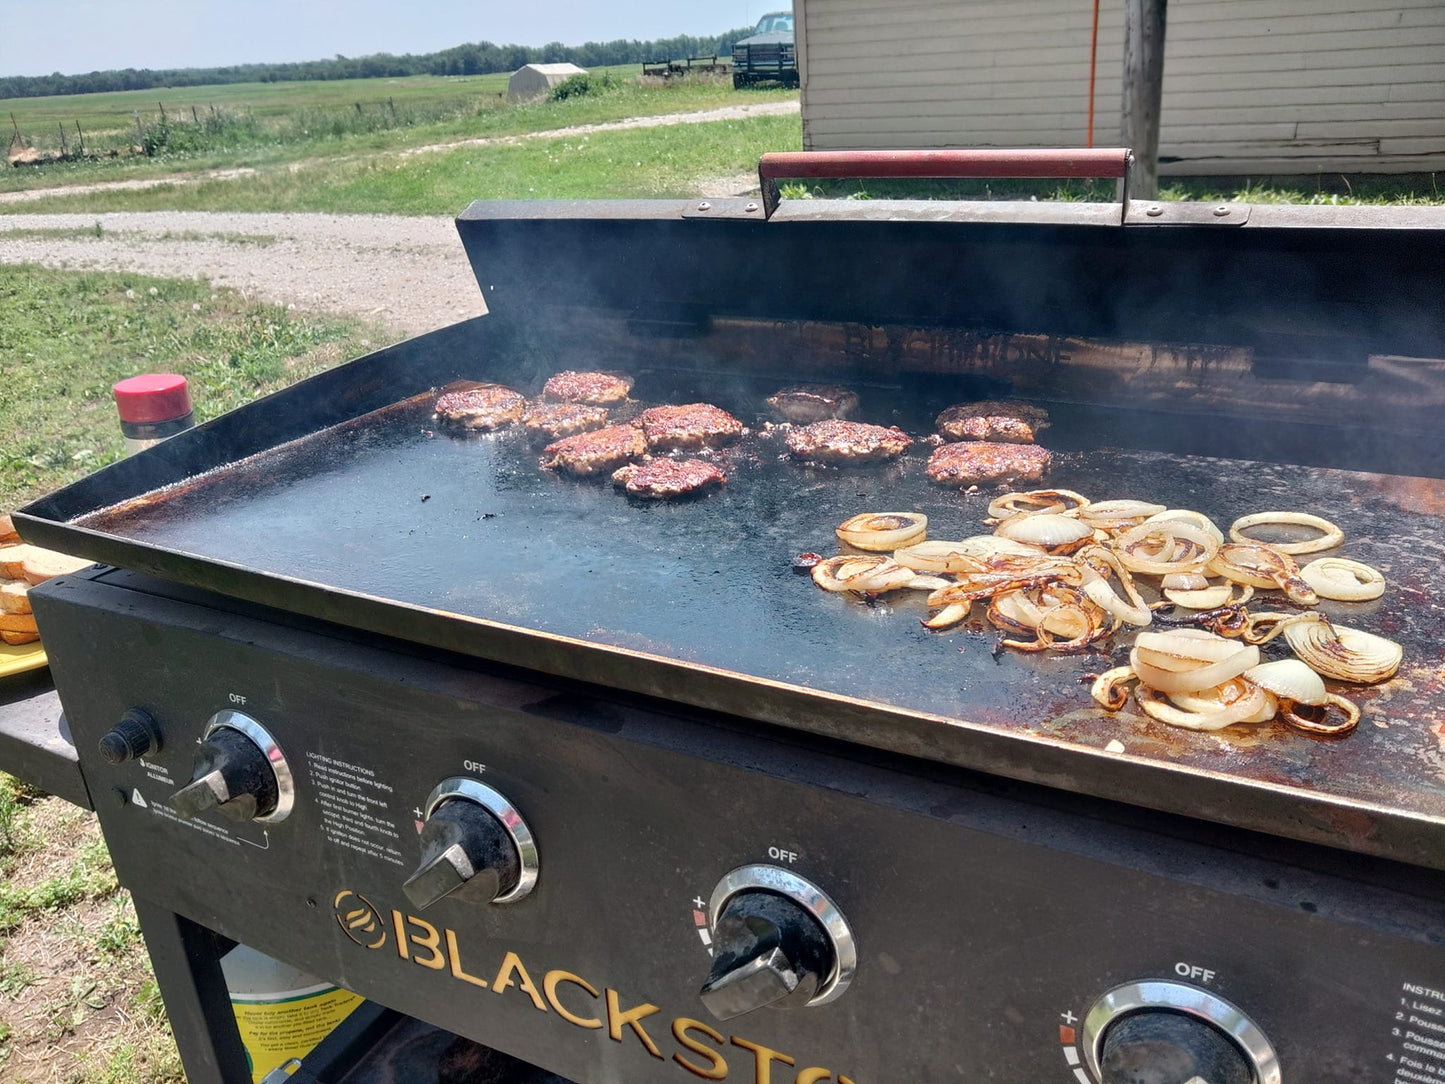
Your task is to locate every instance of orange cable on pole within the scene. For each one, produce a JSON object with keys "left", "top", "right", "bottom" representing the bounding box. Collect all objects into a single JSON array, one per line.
[{"left": 1087, "top": 0, "right": 1101, "bottom": 147}]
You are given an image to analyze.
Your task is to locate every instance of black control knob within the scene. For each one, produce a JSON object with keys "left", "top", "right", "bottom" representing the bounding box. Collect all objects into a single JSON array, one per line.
[
  {"left": 700, "top": 890, "right": 836, "bottom": 1020},
  {"left": 403, "top": 779, "right": 539, "bottom": 910},
  {"left": 1099, "top": 1012, "right": 1255, "bottom": 1084},
  {"left": 170, "top": 711, "right": 297, "bottom": 825},
  {"left": 98, "top": 708, "right": 162, "bottom": 764}
]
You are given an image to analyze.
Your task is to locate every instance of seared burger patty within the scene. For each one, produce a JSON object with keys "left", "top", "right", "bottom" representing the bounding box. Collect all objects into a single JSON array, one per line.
[
  {"left": 542, "top": 370, "right": 633, "bottom": 404},
  {"left": 766, "top": 384, "right": 859, "bottom": 423},
  {"left": 612, "top": 458, "right": 726, "bottom": 499},
  {"left": 541, "top": 424, "right": 648, "bottom": 475},
  {"left": 785, "top": 420, "right": 913, "bottom": 464},
  {"left": 935, "top": 401, "right": 1050, "bottom": 444},
  {"left": 523, "top": 402, "right": 610, "bottom": 442},
  {"left": 433, "top": 385, "right": 526, "bottom": 430},
  {"left": 639, "top": 403, "right": 744, "bottom": 450},
  {"left": 926, "top": 441, "right": 1051, "bottom": 486}
]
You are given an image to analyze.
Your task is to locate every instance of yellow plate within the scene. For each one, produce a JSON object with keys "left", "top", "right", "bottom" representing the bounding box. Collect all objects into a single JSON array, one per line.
[{"left": 0, "top": 640, "right": 47, "bottom": 679}]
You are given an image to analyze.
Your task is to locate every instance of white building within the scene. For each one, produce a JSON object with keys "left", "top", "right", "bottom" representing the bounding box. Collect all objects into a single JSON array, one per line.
[
  {"left": 795, "top": 0, "right": 1445, "bottom": 174},
  {"left": 507, "top": 63, "right": 589, "bottom": 101}
]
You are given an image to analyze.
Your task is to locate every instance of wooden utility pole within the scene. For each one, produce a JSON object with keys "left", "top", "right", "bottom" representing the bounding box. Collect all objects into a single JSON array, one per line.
[{"left": 1122, "top": 0, "right": 1167, "bottom": 199}]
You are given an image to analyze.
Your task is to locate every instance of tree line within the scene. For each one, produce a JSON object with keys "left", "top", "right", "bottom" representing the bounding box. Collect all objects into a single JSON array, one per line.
[{"left": 0, "top": 31, "right": 756, "bottom": 100}]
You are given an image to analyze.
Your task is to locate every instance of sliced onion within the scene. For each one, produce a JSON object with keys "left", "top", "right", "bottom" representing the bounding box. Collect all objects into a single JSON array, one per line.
[
  {"left": 1284, "top": 621, "right": 1402, "bottom": 684},
  {"left": 1131, "top": 641, "right": 1260, "bottom": 693},
  {"left": 1168, "top": 678, "right": 1278, "bottom": 724},
  {"left": 894, "top": 536, "right": 1043, "bottom": 573},
  {"left": 1114, "top": 520, "right": 1219, "bottom": 575},
  {"left": 1243, "top": 659, "right": 1327, "bottom": 706},
  {"left": 922, "top": 601, "right": 970, "bottom": 630},
  {"left": 1079, "top": 499, "right": 1166, "bottom": 529},
  {"left": 1136, "top": 682, "right": 1271, "bottom": 731},
  {"left": 1210, "top": 543, "right": 1317, "bottom": 604},
  {"left": 836, "top": 512, "right": 927, "bottom": 552},
  {"left": 987, "top": 489, "right": 1090, "bottom": 520},
  {"left": 1280, "top": 694, "right": 1361, "bottom": 736},
  {"left": 1240, "top": 610, "right": 1325, "bottom": 646},
  {"left": 905, "top": 574, "right": 953, "bottom": 592},
  {"left": 1299, "top": 557, "right": 1386, "bottom": 602},
  {"left": 1091, "top": 666, "right": 1136, "bottom": 711},
  {"left": 812, "top": 555, "right": 917, "bottom": 593},
  {"left": 1134, "top": 630, "right": 1251, "bottom": 665},
  {"left": 1161, "top": 572, "right": 1210, "bottom": 591},
  {"left": 1163, "top": 583, "right": 1253, "bottom": 609},
  {"left": 994, "top": 513, "right": 1094, "bottom": 552},
  {"left": 1230, "top": 511, "right": 1343, "bottom": 555},
  {"left": 1145, "top": 509, "right": 1224, "bottom": 543}
]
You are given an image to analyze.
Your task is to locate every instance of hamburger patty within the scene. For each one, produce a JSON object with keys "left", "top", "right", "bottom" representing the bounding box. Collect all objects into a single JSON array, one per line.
[
  {"left": 523, "top": 402, "right": 609, "bottom": 442},
  {"left": 542, "top": 370, "right": 633, "bottom": 404},
  {"left": 612, "top": 458, "right": 726, "bottom": 499},
  {"left": 766, "top": 384, "right": 859, "bottom": 423},
  {"left": 785, "top": 420, "right": 913, "bottom": 465},
  {"left": 639, "top": 403, "right": 744, "bottom": 450},
  {"left": 433, "top": 385, "right": 526, "bottom": 430},
  {"left": 926, "top": 441, "right": 1051, "bottom": 486},
  {"left": 935, "top": 401, "right": 1050, "bottom": 444},
  {"left": 541, "top": 424, "right": 648, "bottom": 476}
]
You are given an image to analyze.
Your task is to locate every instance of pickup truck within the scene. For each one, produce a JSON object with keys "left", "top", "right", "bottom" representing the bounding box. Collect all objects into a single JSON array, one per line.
[{"left": 732, "top": 11, "right": 797, "bottom": 88}]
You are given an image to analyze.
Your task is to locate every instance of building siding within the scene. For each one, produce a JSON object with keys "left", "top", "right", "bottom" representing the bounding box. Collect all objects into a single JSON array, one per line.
[{"left": 797, "top": 0, "right": 1445, "bottom": 174}]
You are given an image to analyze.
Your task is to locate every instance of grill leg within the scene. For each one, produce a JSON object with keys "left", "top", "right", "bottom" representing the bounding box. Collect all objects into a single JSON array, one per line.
[{"left": 132, "top": 894, "right": 252, "bottom": 1084}]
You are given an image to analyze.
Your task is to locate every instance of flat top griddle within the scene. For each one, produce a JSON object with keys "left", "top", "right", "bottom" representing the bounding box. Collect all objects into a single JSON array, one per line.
[{"left": 54, "top": 383, "right": 1445, "bottom": 866}]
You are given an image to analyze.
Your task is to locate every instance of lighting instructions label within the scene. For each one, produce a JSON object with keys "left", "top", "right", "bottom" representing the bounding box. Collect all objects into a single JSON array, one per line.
[
  {"left": 1389, "top": 983, "right": 1445, "bottom": 1082},
  {"left": 306, "top": 752, "right": 405, "bottom": 866}
]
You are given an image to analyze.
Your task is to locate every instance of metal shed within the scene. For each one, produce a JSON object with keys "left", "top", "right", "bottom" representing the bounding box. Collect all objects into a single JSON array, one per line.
[
  {"left": 507, "top": 63, "right": 588, "bottom": 100},
  {"left": 795, "top": 0, "right": 1445, "bottom": 175}
]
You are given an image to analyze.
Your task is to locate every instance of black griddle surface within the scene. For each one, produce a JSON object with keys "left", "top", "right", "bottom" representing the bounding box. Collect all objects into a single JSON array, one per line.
[{"left": 61, "top": 394, "right": 1445, "bottom": 856}]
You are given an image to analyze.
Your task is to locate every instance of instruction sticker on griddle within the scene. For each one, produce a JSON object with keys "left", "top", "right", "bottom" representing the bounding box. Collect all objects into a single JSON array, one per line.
[
  {"left": 1390, "top": 982, "right": 1445, "bottom": 1082},
  {"left": 306, "top": 752, "right": 404, "bottom": 866}
]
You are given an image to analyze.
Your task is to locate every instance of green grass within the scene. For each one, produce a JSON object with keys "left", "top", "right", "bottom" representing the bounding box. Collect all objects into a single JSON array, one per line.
[
  {"left": 775, "top": 171, "right": 1444, "bottom": 206},
  {"left": 1, "top": 72, "right": 796, "bottom": 195},
  {"left": 0, "top": 265, "right": 385, "bottom": 509},
  {"left": 3, "top": 112, "right": 802, "bottom": 214}
]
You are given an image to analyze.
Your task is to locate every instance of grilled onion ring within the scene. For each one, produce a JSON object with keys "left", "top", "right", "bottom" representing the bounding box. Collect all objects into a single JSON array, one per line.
[
  {"left": 1299, "top": 557, "right": 1386, "bottom": 601},
  {"left": 1229, "top": 511, "right": 1343, "bottom": 555},
  {"left": 987, "top": 489, "right": 1090, "bottom": 520},
  {"left": 1091, "top": 666, "right": 1136, "bottom": 712},
  {"left": 1135, "top": 682, "right": 1271, "bottom": 731},
  {"left": 835, "top": 512, "right": 927, "bottom": 552},
  {"left": 1280, "top": 694, "right": 1361, "bottom": 737}
]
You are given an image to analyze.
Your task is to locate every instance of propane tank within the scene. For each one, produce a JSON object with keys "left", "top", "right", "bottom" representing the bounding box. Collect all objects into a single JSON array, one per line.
[{"left": 220, "top": 944, "right": 363, "bottom": 1082}]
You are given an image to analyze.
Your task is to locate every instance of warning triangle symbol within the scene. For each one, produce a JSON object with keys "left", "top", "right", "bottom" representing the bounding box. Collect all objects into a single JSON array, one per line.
[{"left": 132, "top": 789, "right": 148, "bottom": 808}]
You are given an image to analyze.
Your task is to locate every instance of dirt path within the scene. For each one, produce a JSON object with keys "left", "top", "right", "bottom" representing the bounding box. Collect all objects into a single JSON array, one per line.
[
  {"left": 0, "top": 212, "right": 484, "bottom": 335},
  {"left": 0, "top": 100, "right": 797, "bottom": 208}
]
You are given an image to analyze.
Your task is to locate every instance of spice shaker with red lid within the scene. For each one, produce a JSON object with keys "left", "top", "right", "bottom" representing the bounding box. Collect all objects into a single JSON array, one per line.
[{"left": 113, "top": 373, "right": 195, "bottom": 455}]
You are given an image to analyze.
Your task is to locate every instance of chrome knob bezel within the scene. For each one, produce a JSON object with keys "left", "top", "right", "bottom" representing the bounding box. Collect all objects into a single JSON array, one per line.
[
  {"left": 707, "top": 863, "right": 856, "bottom": 1007},
  {"left": 201, "top": 710, "right": 294, "bottom": 824},
  {"left": 423, "top": 777, "right": 538, "bottom": 904},
  {"left": 1081, "top": 980, "right": 1281, "bottom": 1084}
]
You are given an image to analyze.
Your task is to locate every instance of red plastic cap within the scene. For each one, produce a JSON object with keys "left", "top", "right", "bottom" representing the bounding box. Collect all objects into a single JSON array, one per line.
[{"left": 113, "top": 373, "right": 192, "bottom": 424}]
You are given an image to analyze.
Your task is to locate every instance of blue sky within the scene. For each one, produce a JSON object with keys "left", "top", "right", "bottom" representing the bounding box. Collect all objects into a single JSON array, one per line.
[{"left": 1, "top": 0, "right": 769, "bottom": 78}]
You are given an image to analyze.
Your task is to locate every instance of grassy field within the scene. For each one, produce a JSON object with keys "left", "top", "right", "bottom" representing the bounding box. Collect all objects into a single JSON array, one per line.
[
  {"left": 0, "top": 267, "right": 384, "bottom": 1081},
  {"left": 0, "top": 265, "right": 387, "bottom": 509},
  {"left": 1, "top": 73, "right": 797, "bottom": 198}
]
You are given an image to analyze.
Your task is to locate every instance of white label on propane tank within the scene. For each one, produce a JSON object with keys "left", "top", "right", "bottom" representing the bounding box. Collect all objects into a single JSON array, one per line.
[
  {"left": 305, "top": 752, "right": 405, "bottom": 867},
  {"left": 1389, "top": 982, "right": 1445, "bottom": 1082}
]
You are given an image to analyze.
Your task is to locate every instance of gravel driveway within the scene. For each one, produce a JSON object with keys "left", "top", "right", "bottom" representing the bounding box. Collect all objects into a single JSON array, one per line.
[{"left": 0, "top": 212, "right": 484, "bottom": 336}]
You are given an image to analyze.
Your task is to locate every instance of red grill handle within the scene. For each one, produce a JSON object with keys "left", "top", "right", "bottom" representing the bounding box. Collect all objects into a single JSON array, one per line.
[{"left": 757, "top": 148, "right": 1132, "bottom": 217}]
